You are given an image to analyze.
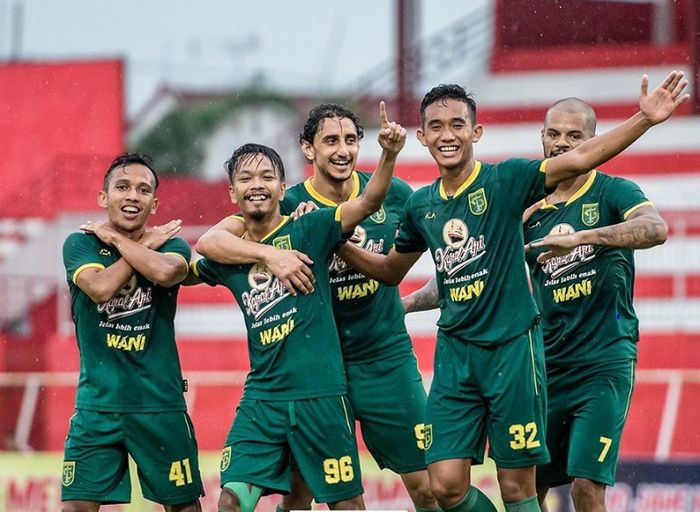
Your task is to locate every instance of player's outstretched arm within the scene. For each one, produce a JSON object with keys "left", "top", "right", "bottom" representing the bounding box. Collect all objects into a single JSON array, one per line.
[
  {"left": 527, "top": 205, "right": 668, "bottom": 263},
  {"left": 339, "top": 101, "right": 406, "bottom": 233},
  {"left": 196, "top": 216, "right": 315, "bottom": 295},
  {"left": 81, "top": 220, "right": 188, "bottom": 288},
  {"left": 402, "top": 276, "right": 439, "bottom": 314},
  {"left": 338, "top": 244, "right": 420, "bottom": 286},
  {"left": 545, "top": 71, "right": 689, "bottom": 188}
]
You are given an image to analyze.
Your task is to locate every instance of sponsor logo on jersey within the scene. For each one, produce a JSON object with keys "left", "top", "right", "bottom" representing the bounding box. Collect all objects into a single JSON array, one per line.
[
  {"left": 97, "top": 276, "right": 154, "bottom": 321},
  {"left": 99, "top": 248, "right": 111, "bottom": 256},
  {"left": 582, "top": 203, "right": 600, "bottom": 226},
  {"left": 541, "top": 223, "right": 595, "bottom": 278},
  {"left": 369, "top": 205, "right": 386, "bottom": 223},
  {"left": 220, "top": 446, "right": 231, "bottom": 471},
  {"left": 62, "top": 461, "right": 75, "bottom": 486},
  {"left": 330, "top": 225, "right": 385, "bottom": 278},
  {"left": 435, "top": 219, "right": 486, "bottom": 277},
  {"left": 242, "top": 264, "right": 290, "bottom": 320},
  {"left": 468, "top": 187, "right": 488, "bottom": 215}
]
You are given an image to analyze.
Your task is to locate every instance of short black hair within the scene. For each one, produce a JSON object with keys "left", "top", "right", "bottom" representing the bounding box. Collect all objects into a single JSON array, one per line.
[
  {"left": 299, "top": 103, "right": 364, "bottom": 144},
  {"left": 103, "top": 152, "right": 159, "bottom": 191},
  {"left": 545, "top": 97, "right": 597, "bottom": 136},
  {"left": 420, "top": 84, "right": 477, "bottom": 126},
  {"left": 224, "top": 143, "right": 285, "bottom": 183}
]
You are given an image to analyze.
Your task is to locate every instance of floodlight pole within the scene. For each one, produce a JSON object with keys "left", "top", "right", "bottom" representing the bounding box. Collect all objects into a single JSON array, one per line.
[{"left": 396, "top": 0, "right": 420, "bottom": 125}]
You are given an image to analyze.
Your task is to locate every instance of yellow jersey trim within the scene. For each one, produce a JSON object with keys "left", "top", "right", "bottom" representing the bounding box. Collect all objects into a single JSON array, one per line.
[
  {"left": 164, "top": 252, "right": 190, "bottom": 269},
  {"left": 335, "top": 204, "right": 343, "bottom": 222},
  {"left": 623, "top": 201, "right": 654, "bottom": 220},
  {"left": 260, "top": 216, "right": 291, "bottom": 243},
  {"left": 72, "top": 263, "right": 105, "bottom": 285},
  {"left": 191, "top": 259, "right": 202, "bottom": 277},
  {"left": 539, "top": 159, "right": 549, "bottom": 173},
  {"left": 565, "top": 170, "right": 597, "bottom": 206},
  {"left": 303, "top": 171, "right": 360, "bottom": 206},
  {"left": 439, "top": 161, "right": 482, "bottom": 200}
]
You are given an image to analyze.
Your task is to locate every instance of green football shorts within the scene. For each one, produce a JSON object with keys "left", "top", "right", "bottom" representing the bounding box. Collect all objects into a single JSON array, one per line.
[
  {"left": 346, "top": 351, "right": 428, "bottom": 473},
  {"left": 61, "top": 409, "right": 203, "bottom": 505},
  {"left": 425, "top": 326, "right": 549, "bottom": 468},
  {"left": 220, "top": 395, "right": 363, "bottom": 504},
  {"left": 536, "top": 359, "right": 635, "bottom": 487}
]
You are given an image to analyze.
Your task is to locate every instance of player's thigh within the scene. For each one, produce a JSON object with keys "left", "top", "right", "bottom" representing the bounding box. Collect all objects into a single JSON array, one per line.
[
  {"left": 61, "top": 409, "right": 131, "bottom": 504},
  {"left": 484, "top": 327, "right": 549, "bottom": 468},
  {"left": 123, "top": 411, "right": 204, "bottom": 505},
  {"left": 567, "top": 360, "right": 635, "bottom": 486},
  {"left": 425, "top": 333, "right": 488, "bottom": 465},
  {"left": 289, "top": 395, "right": 363, "bottom": 505},
  {"left": 347, "top": 352, "right": 428, "bottom": 473},
  {"left": 220, "top": 398, "right": 292, "bottom": 495}
]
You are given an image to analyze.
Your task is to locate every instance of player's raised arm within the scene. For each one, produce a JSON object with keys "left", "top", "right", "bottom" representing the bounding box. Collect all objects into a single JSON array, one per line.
[
  {"left": 339, "top": 101, "right": 406, "bottom": 233},
  {"left": 195, "top": 215, "right": 316, "bottom": 295},
  {"left": 545, "top": 71, "right": 689, "bottom": 187}
]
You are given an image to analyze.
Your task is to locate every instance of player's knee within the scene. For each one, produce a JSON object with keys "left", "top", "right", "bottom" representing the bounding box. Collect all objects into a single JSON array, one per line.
[
  {"left": 430, "top": 475, "right": 467, "bottom": 505},
  {"left": 401, "top": 471, "right": 436, "bottom": 508},
  {"left": 571, "top": 478, "right": 605, "bottom": 506}
]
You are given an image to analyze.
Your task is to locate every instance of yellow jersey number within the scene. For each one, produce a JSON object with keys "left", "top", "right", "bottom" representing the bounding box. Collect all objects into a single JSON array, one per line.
[
  {"left": 509, "top": 422, "right": 541, "bottom": 450},
  {"left": 169, "top": 458, "right": 193, "bottom": 486},
  {"left": 323, "top": 455, "right": 354, "bottom": 484}
]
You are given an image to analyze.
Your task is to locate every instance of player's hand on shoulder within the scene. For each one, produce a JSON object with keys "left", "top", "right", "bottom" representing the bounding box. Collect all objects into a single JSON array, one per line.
[
  {"left": 290, "top": 201, "right": 319, "bottom": 220},
  {"left": 377, "top": 100, "right": 407, "bottom": 156},
  {"left": 263, "top": 247, "right": 315, "bottom": 296},
  {"left": 80, "top": 220, "right": 118, "bottom": 246},
  {"left": 141, "top": 219, "right": 183, "bottom": 250}
]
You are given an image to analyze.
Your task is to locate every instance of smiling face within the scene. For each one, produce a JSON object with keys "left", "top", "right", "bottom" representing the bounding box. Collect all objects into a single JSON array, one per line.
[
  {"left": 98, "top": 164, "right": 157, "bottom": 234},
  {"left": 229, "top": 153, "right": 285, "bottom": 221},
  {"left": 301, "top": 116, "right": 360, "bottom": 184},
  {"left": 417, "top": 98, "right": 483, "bottom": 174},
  {"left": 541, "top": 109, "right": 595, "bottom": 158}
]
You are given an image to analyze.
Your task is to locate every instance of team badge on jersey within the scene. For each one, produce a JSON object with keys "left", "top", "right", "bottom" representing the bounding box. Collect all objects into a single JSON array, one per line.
[
  {"left": 62, "top": 461, "right": 75, "bottom": 486},
  {"left": 582, "top": 203, "right": 600, "bottom": 226},
  {"left": 348, "top": 225, "right": 367, "bottom": 247},
  {"left": 442, "top": 219, "right": 469, "bottom": 249},
  {"left": 468, "top": 188, "right": 488, "bottom": 215},
  {"left": 272, "top": 235, "right": 292, "bottom": 250},
  {"left": 248, "top": 263, "right": 273, "bottom": 291},
  {"left": 220, "top": 446, "right": 232, "bottom": 471},
  {"left": 369, "top": 205, "right": 386, "bottom": 224}
]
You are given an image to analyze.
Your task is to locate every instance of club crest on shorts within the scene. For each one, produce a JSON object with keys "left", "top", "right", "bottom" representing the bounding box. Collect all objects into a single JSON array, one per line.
[
  {"left": 62, "top": 461, "right": 75, "bottom": 486},
  {"left": 582, "top": 203, "right": 600, "bottom": 226},
  {"left": 468, "top": 188, "right": 488, "bottom": 216},
  {"left": 272, "top": 235, "right": 292, "bottom": 250},
  {"left": 369, "top": 205, "right": 386, "bottom": 224},
  {"left": 423, "top": 424, "right": 433, "bottom": 450},
  {"left": 220, "top": 446, "right": 232, "bottom": 471},
  {"left": 442, "top": 219, "right": 468, "bottom": 249}
]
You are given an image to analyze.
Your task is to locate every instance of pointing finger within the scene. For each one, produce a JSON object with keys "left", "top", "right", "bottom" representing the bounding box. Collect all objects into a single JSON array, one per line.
[{"left": 379, "top": 100, "right": 389, "bottom": 128}]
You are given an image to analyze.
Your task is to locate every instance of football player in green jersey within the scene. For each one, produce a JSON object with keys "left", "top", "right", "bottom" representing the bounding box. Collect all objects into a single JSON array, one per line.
[
  {"left": 61, "top": 153, "right": 203, "bottom": 512},
  {"left": 196, "top": 103, "right": 438, "bottom": 511},
  {"left": 521, "top": 98, "right": 668, "bottom": 512},
  {"left": 189, "top": 106, "right": 406, "bottom": 512},
  {"left": 338, "top": 71, "right": 688, "bottom": 512}
]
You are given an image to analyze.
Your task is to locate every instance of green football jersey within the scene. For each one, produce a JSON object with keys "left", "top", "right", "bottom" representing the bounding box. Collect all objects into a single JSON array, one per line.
[
  {"left": 193, "top": 208, "right": 347, "bottom": 400},
  {"left": 395, "top": 158, "right": 548, "bottom": 344},
  {"left": 281, "top": 171, "right": 414, "bottom": 363},
  {"left": 62, "top": 233, "right": 191, "bottom": 413},
  {"left": 524, "top": 170, "right": 649, "bottom": 367}
]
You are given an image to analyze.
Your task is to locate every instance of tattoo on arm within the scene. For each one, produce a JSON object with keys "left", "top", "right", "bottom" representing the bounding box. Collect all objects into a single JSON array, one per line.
[
  {"left": 403, "top": 276, "right": 439, "bottom": 313},
  {"left": 592, "top": 211, "right": 668, "bottom": 249}
]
